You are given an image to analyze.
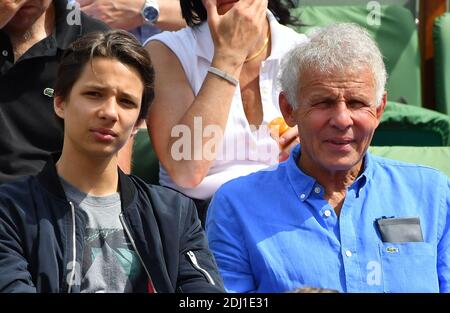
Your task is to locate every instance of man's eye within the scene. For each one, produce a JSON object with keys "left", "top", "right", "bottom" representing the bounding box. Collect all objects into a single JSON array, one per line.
[
  {"left": 312, "top": 101, "right": 331, "bottom": 108},
  {"left": 121, "top": 99, "right": 137, "bottom": 107},
  {"left": 85, "top": 91, "right": 101, "bottom": 97},
  {"left": 348, "top": 101, "right": 366, "bottom": 108}
]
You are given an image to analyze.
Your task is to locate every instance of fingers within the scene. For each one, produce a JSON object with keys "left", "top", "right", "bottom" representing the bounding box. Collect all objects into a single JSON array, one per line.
[
  {"left": 255, "top": 0, "right": 269, "bottom": 23},
  {"left": 0, "top": 0, "right": 27, "bottom": 28},
  {"left": 204, "top": 0, "right": 221, "bottom": 35},
  {"left": 239, "top": 0, "right": 268, "bottom": 25},
  {"left": 279, "top": 126, "right": 298, "bottom": 146},
  {"left": 278, "top": 151, "right": 289, "bottom": 163},
  {"left": 232, "top": 0, "right": 267, "bottom": 18},
  {"left": 207, "top": 0, "right": 269, "bottom": 68},
  {"left": 78, "top": 4, "right": 96, "bottom": 17},
  {"left": 76, "top": 0, "right": 94, "bottom": 7},
  {"left": 278, "top": 126, "right": 300, "bottom": 162},
  {"left": 203, "top": 0, "right": 219, "bottom": 21},
  {"left": 279, "top": 138, "right": 300, "bottom": 162}
]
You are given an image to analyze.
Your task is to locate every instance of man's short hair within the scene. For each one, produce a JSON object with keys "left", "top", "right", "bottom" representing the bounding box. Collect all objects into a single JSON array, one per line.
[
  {"left": 54, "top": 29, "right": 154, "bottom": 121},
  {"left": 279, "top": 23, "right": 387, "bottom": 109}
]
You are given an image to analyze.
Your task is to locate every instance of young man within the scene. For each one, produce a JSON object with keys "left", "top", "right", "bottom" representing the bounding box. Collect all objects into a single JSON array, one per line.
[{"left": 0, "top": 30, "right": 224, "bottom": 293}]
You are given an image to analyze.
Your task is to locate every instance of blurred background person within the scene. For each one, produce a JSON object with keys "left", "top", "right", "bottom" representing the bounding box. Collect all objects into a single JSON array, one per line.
[
  {"left": 76, "top": 0, "right": 185, "bottom": 43},
  {"left": 0, "top": 0, "right": 108, "bottom": 184}
]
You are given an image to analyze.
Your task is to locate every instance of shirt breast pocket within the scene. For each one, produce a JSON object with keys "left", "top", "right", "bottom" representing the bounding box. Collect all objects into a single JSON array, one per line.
[{"left": 379, "top": 242, "right": 438, "bottom": 292}]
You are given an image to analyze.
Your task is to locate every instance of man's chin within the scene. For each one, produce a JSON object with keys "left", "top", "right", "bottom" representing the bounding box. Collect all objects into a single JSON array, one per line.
[
  {"left": 322, "top": 157, "right": 362, "bottom": 173},
  {"left": 6, "top": 17, "right": 39, "bottom": 32},
  {"left": 83, "top": 146, "right": 120, "bottom": 160},
  {"left": 6, "top": 6, "right": 44, "bottom": 30}
]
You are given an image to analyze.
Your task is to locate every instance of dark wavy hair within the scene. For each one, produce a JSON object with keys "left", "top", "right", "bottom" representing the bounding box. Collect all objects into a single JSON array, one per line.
[
  {"left": 180, "top": 0, "right": 300, "bottom": 27},
  {"left": 54, "top": 30, "right": 154, "bottom": 121}
]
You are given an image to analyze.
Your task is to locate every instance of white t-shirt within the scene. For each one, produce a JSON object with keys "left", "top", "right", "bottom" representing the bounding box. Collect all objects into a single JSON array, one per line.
[{"left": 147, "top": 12, "right": 308, "bottom": 200}]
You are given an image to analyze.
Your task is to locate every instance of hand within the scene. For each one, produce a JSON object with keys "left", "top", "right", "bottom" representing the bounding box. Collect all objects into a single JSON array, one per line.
[
  {"left": 277, "top": 126, "right": 300, "bottom": 162},
  {"left": 0, "top": 0, "right": 27, "bottom": 29},
  {"left": 77, "top": 0, "right": 144, "bottom": 30},
  {"left": 204, "top": 0, "right": 268, "bottom": 69}
]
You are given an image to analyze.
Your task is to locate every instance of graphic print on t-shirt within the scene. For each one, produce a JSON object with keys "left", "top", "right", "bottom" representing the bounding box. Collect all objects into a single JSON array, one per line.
[{"left": 81, "top": 227, "right": 142, "bottom": 292}]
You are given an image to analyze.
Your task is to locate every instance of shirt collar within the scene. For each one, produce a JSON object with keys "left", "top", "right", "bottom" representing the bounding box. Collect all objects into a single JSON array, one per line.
[
  {"left": 353, "top": 151, "right": 374, "bottom": 189},
  {"left": 265, "top": 10, "right": 291, "bottom": 61},
  {"left": 285, "top": 145, "right": 372, "bottom": 201},
  {"left": 285, "top": 144, "right": 317, "bottom": 202},
  {"left": 194, "top": 10, "right": 284, "bottom": 63}
]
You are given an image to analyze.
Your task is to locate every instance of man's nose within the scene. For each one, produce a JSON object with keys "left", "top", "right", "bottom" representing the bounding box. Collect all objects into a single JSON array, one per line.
[
  {"left": 329, "top": 102, "right": 353, "bottom": 130},
  {"left": 98, "top": 97, "right": 119, "bottom": 122}
]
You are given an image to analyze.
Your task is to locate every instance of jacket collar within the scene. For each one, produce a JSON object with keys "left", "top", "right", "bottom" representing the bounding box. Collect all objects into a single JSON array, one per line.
[
  {"left": 37, "top": 153, "right": 137, "bottom": 210},
  {"left": 37, "top": 153, "right": 68, "bottom": 201},
  {"left": 118, "top": 167, "right": 137, "bottom": 211}
]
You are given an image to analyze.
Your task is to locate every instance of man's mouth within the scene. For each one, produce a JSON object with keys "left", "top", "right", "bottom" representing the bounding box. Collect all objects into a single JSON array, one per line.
[
  {"left": 90, "top": 128, "right": 118, "bottom": 141},
  {"left": 324, "top": 138, "right": 355, "bottom": 150},
  {"left": 326, "top": 139, "right": 354, "bottom": 145}
]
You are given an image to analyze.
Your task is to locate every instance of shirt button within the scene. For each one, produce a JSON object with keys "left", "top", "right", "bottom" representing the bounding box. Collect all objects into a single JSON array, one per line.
[
  {"left": 300, "top": 194, "right": 306, "bottom": 199},
  {"left": 324, "top": 209, "right": 331, "bottom": 217},
  {"left": 345, "top": 250, "right": 352, "bottom": 257},
  {"left": 314, "top": 187, "right": 321, "bottom": 194},
  {"left": 2, "top": 50, "right": 8, "bottom": 57}
]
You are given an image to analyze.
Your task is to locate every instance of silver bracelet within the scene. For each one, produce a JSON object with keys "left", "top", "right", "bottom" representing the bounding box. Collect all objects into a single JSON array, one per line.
[{"left": 207, "top": 66, "right": 239, "bottom": 86}]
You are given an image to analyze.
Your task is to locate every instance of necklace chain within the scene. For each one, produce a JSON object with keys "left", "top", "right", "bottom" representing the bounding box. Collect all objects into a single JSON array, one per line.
[{"left": 244, "top": 29, "right": 270, "bottom": 63}]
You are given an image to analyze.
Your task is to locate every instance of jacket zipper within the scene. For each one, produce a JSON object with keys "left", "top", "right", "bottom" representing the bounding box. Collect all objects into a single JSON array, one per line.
[
  {"left": 186, "top": 250, "right": 216, "bottom": 286},
  {"left": 119, "top": 213, "right": 157, "bottom": 293},
  {"left": 67, "top": 201, "right": 77, "bottom": 293}
]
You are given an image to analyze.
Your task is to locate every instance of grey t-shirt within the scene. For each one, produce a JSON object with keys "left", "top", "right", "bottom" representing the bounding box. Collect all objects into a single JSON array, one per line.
[{"left": 60, "top": 177, "right": 144, "bottom": 293}]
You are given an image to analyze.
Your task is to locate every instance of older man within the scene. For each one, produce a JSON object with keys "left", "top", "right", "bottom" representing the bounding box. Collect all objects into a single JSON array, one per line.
[{"left": 206, "top": 23, "right": 450, "bottom": 293}]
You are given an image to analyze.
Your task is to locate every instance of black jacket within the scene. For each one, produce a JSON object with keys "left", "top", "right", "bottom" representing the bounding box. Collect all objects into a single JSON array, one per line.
[{"left": 0, "top": 157, "right": 224, "bottom": 293}]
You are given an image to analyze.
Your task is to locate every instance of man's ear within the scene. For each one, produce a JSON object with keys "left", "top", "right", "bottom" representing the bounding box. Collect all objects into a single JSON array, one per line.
[
  {"left": 54, "top": 96, "right": 65, "bottom": 119},
  {"left": 375, "top": 92, "right": 387, "bottom": 126},
  {"left": 131, "top": 119, "right": 145, "bottom": 137},
  {"left": 279, "top": 92, "right": 296, "bottom": 127}
]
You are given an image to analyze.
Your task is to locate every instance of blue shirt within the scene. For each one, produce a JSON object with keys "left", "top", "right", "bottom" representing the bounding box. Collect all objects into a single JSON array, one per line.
[{"left": 206, "top": 145, "right": 450, "bottom": 293}]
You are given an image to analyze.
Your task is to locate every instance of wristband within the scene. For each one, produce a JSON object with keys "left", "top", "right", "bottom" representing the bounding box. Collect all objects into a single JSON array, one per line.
[{"left": 207, "top": 66, "right": 238, "bottom": 86}]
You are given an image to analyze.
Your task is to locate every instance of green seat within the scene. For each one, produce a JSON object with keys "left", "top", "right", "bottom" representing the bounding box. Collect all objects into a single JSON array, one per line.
[
  {"left": 369, "top": 146, "right": 450, "bottom": 178},
  {"left": 131, "top": 128, "right": 160, "bottom": 185},
  {"left": 372, "top": 101, "right": 450, "bottom": 146},
  {"left": 433, "top": 13, "right": 450, "bottom": 115},
  {"left": 290, "top": 5, "right": 422, "bottom": 107}
]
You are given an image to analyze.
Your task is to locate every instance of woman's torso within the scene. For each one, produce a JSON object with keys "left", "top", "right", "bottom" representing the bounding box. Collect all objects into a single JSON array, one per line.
[{"left": 148, "top": 13, "right": 307, "bottom": 199}]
